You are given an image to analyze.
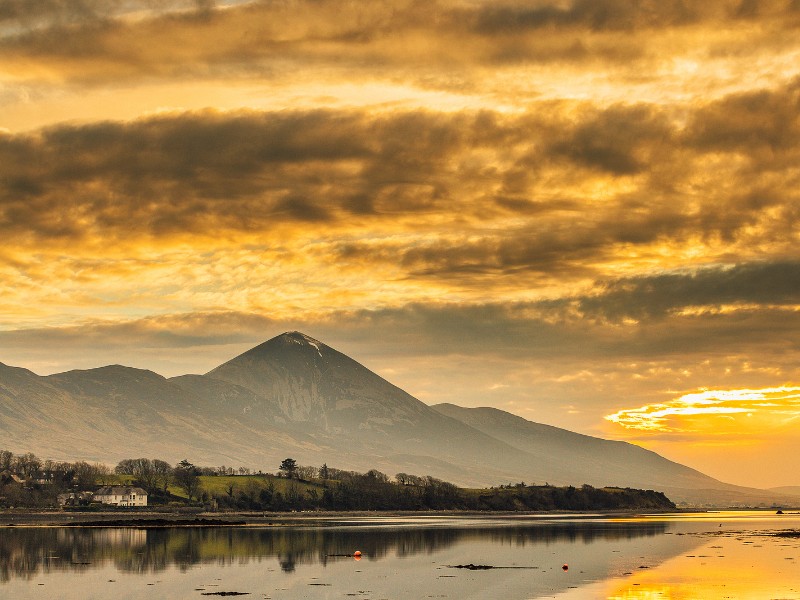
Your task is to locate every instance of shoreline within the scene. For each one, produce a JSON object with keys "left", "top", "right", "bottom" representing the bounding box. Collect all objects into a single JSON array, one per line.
[{"left": 0, "top": 507, "right": 766, "bottom": 528}]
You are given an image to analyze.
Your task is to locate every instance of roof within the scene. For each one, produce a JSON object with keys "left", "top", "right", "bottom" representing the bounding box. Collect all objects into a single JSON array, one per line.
[
  {"left": 94, "top": 486, "right": 148, "bottom": 496},
  {"left": 0, "top": 470, "right": 25, "bottom": 484}
]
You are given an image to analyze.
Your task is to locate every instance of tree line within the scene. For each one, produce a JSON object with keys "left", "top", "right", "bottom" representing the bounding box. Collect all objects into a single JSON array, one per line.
[
  {"left": 0, "top": 449, "right": 113, "bottom": 507},
  {"left": 0, "top": 449, "right": 676, "bottom": 511}
]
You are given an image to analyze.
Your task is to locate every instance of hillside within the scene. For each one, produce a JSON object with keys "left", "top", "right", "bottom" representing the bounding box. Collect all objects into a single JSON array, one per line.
[
  {"left": 2, "top": 332, "right": 797, "bottom": 506},
  {"left": 430, "top": 403, "right": 763, "bottom": 501}
]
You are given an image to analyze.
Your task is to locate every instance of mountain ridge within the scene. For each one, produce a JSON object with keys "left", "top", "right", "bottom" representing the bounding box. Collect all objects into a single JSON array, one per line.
[{"left": 1, "top": 331, "right": 797, "bottom": 505}]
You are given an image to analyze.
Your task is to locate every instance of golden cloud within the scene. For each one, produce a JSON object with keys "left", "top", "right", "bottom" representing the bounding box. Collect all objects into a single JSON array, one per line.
[{"left": 605, "top": 386, "right": 800, "bottom": 433}]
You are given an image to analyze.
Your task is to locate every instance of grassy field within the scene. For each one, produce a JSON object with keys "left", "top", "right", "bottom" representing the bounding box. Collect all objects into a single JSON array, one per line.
[
  {"left": 170, "top": 474, "right": 325, "bottom": 499},
  {"left": 94, "top": 473, "right": 325, "bottom": 500}
]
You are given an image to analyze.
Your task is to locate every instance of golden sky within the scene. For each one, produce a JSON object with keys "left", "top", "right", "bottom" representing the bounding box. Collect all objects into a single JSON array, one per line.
[{"left": 1, "top": 0, "right": 799, "bottom": 488}]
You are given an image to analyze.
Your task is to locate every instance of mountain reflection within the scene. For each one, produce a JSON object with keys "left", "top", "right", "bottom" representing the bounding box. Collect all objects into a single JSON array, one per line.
[{"left": 0, "top": 521, "right": 666, "bottom": 581}]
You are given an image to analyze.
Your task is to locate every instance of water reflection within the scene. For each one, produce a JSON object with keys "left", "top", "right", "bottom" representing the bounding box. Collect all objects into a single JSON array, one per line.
[{"left": 0, "top": 521, "right": 667, "bottom": 581}]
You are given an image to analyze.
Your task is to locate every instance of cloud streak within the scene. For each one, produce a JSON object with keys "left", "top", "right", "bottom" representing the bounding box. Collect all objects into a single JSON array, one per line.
[{"left": 606, "top": 386, "right": 800, "bottom": 433}]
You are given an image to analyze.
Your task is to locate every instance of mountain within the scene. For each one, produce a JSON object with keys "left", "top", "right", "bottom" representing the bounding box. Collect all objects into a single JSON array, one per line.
[
  {"left": 430, "top": 403, "right": 790, "bottom": 506},
  {"left": 770, "top": 486, "right": 800, "bottom": 496},
  {"left": 207, "top": 332, "right": 443, "bottom": 430},
  {"left": 431, "top": 403, "right": 712, "bottom": 490},
  {"left": 204, "top": 332, "right": 554, "bottom": 483},
  {"left": 1, "top": 333, "right": 797, "bottom": 506}
]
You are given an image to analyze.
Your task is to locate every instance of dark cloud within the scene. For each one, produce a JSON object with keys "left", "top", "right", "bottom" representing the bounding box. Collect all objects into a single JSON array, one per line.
[
  {"left": 473, "top": 0, "right": 700, "bottom": 33},
  {"left": 686, "top": 82, "right": 800, "bottom": 159},
  {"left": 0, "top": 108, "right": 516, "bottom": 242},
  {"left": 2, "top": 0, "right": 797, "bottom": 86},
  {"left": 341, "top": 301, "right": 800, "bottom": 364},
  {"left": 0, "top": 0, "right": 121, "bottom": 27},
  {"left": 375, "top": 203, "right": 779, "bottom": 280},
  {"left": 2, "top": 290, "right": 799, "bottom": 373},
  {"left": 546, "top": 104, "right": 673, "bottom": 174},
  {"left": 577, "top": 261, "right": 800, "bottom": 321},
  {"left": 0, "top": 1, "right": 208, "bottom": 29},
  {"left": 0, "top": 109, "right": 374, "bottom": 239},
  {"left": 2, "top": 88, "right": 797, "bottom": 285}
]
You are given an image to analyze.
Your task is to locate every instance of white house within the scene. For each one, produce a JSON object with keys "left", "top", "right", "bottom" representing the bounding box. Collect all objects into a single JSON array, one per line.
[{"left": 93, "top": 486, "right": 148, "bottom": 507}]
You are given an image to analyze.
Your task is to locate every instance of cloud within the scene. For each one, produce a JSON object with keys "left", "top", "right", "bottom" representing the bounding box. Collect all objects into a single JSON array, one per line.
[
  {"left": 576, "top": 261, "right": 800, "bottom": 322},
  {"left": 606, "top": 386, "right": 800, "bottom": 433},
  {"left": 1, "top": 0, "right": 798, "bottom": 92},
  {"left": 472, "top": 0, "right": 800, "bottom": 33},
  {"left": 686, "top": 82, "right": 800, "bottom": 158},
  {"left": 0, "top": 91, "right": 798, "bottom": 277},
  {"left": 3, "top": 287, "right": 799, "bottom": 367},
  {"left": 0, "top": 1, "right": 213, "bottom": 31},
  {"left": 0, "top": 107, "right": 625, "bottom": 250}
]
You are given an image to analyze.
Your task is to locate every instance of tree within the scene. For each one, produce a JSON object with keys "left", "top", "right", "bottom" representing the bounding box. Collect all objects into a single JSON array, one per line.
[
  {"left": 134, "top": 458, "right": 158, "bottom": 490},
  {"left": 115, "top": 459, "right": 136, "bottom": 475},
  {"left": 71, "top": 461, "right": 98, "bottom": 489},
  {"left": 151, "top": 459, "right": 173, "bottom": 492},
  {"left": 279, "top": 458, "right": 297, "bottom": 479},
  {"left": 296, "top": 465, "right": 318, "bottom": 480},
  {"left": 285, "top": 480, "right": 300, "bottom": 504},
  {"left": 0, "top": 450, "right": 13, "bottom": 471},
  {"left": 319, "top": 463, "right": 330, "bottom": 480},
  {"left": 397, "top": 473, "right": 423, "bottom": 486},
  {"left": 94, "top": 463, "right": 113, "bottom": 485},
  {"left": 173, "top": 459, "right": 201, "bottom": 501},
  {"left": 14, "top": 453, "right": 41, "bottom": 479},
  {"left": 366, "top": 469, "right": 389, "bottom": 483}
]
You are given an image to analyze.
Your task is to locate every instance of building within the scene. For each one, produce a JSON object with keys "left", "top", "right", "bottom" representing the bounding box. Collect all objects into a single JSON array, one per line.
[
  {"left": 0, "top": 470, "right": 25, "bottom": 485},
  {"left": 57, "top": 491, "right": 94, "bottom": 507},
  {"left": 93, "top": 486, "right": 148, "bottom": 507}
]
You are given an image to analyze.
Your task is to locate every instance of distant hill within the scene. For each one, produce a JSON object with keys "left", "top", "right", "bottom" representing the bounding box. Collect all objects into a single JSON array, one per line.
[
  {"left": 770, "top": 486, "right": 800, "bottom": 497},
  {"left": 1, "top": 332, "right": 798, "bottom": 506},
  {"left": 430, "top": 403, "right": 793, "bottom": 506}
]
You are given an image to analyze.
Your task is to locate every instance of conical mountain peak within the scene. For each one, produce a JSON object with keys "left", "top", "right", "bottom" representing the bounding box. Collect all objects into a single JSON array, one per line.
[
  {"left": 281, "top": 331, "right": 322, "bottom": 344},
  {"left": 206, "top": 331, "right": 433, "bottom": 426},
  {"left": 234, "top": 331, "right": 327, "bottom": 359},
  {"left": 276, "top": 331, "right": 325, "bottom": 353}
]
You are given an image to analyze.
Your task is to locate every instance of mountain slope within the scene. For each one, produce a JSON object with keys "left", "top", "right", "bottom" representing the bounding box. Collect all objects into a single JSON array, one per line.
[
  {"left": 204, "top": 332, "right": 557, "bottom": 484},
  {"left": 207, "top": 332, "right": 441, "bottom": 432},
  {"left": 430, "top": 403, "right": 758, "bottom": 499},
  {"left": 2, "top": 333, "right": 797, "bottom": 505},
  {"left": 1, "top": 363, "right": 316, "bottom": 467}
]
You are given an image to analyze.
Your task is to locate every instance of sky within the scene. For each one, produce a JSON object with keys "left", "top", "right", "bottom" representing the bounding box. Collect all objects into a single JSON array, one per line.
[{"left": 1, "top": 0, "right": 799, "bottom": 489}]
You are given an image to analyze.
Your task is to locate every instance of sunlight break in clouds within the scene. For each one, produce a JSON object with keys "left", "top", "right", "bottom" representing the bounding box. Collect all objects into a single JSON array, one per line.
[{"left": 606, "top": 386, "right": 800, "bottom": 433}]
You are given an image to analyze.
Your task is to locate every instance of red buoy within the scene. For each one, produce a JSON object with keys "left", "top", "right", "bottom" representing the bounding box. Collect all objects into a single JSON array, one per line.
[
  {"left": 353, "top": 550, "right": 362, "bottom": 560},
  {"left": 562, "top": 564, "right": 569, "bottom": 571}
]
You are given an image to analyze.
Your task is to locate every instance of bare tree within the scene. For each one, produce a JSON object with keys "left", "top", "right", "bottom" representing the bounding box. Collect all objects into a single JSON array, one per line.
[
  {"left": 115, "top": 459, "right": 136, "bottom": 475},
  {"left": 69, "top": 461, "right": 97, "bottom": 488},
  {"left": 152, "top": 459, "right": 173, "bottom": 492},
  {"left": 94, "top": 463, "right": 113, "bottom": 485},
  {"left": 0, "top": 450, "right": 13, "bottom": 471},
  {"left": 296, "top": 465, "right": 318, "bottom": 480},
  {"left": 14, "top": 453, "right": 41, "bottom": 479}
]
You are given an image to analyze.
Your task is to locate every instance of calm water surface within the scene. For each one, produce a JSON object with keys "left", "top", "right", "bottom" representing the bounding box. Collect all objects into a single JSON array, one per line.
[{"left": 1, "top": 511, "right": 799, "bottom": 599}]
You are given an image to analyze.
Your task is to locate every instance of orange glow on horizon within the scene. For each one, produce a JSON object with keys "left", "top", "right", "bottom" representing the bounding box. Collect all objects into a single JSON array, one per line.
[{"left": 605, "top": 386, "right": 800, "bottom": 433}]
